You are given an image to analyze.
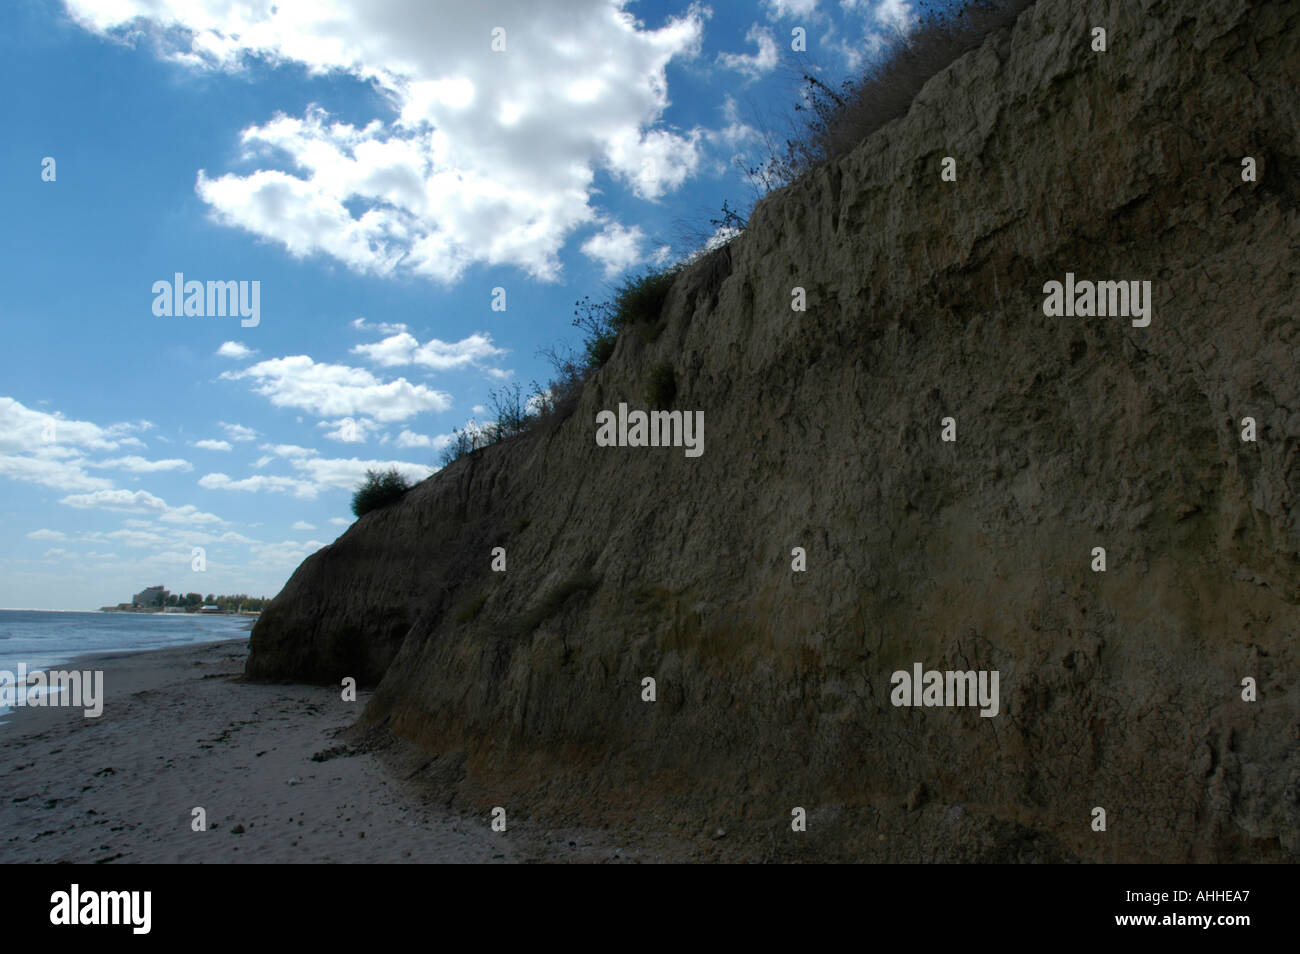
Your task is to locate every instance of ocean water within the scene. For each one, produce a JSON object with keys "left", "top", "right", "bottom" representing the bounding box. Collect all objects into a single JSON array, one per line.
[{"left": 0, "top": 609, "right": 251, "bottom": 721}]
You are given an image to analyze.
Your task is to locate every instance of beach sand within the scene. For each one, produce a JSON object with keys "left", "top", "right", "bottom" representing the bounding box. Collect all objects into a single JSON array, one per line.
[{"left": 0, "top": 638, "right": 671, "bottom": 863}]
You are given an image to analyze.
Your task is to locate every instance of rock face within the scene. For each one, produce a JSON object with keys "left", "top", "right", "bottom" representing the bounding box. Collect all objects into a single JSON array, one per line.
[{"left": 248, "top": 0, "right": 1300, "bottom": 861}]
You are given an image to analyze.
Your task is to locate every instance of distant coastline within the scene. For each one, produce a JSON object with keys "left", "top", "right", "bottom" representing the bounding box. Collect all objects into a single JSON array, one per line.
[
  {"left": 98, "top": 583, "right": 271, "bottom": 616},
  {"left": 97, "top": 606, "right": 261, "bottom": 617}
]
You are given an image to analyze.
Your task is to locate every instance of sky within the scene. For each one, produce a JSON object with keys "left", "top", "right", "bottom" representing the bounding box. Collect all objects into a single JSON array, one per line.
[{"left": 0, "top": 0, "right": 917, "bottom": 610}]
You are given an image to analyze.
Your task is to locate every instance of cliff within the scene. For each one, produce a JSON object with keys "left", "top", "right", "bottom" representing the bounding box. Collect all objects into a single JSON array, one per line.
[{"left": 248, "top": 0, "right": 1300, "bottom": 862}]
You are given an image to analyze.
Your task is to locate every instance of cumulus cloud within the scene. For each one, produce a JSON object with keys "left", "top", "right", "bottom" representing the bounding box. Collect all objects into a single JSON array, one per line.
[
  {"left": 57, "top": 488, "right": 224, "bottom": 525},
  {"left": 27, "top": 529, "right": 67, "bottom": 541},
  {"left": 90, "top": 455, "right": 193, "bottom": 473},
  {"left": 216, "top": 340, "right": 256, "bottom": 359},
  {"left": 260, "top": 443, "right": 318, "bottom": 459},
  {"left": 0, "top": 454, "right": 114, "bottom": 492},
  {"left": 291, "top": 520, "right": 316, "bottom": 531},
  {"left": 394, "top": 429, "right": 450, "bottom": 450},
  {"left": 350, "top": 331, "right": 506, "bottom": 372},
  {"left": 193, "top": 439, "right": 233, "bottom": 451},
  {"left": 581, "top": 222, "right": 646, "bottom": 277},
  {"left": 766, "top": 0, "right": 819, "bottom": 18},
  {"left": 199, "top": 472, "right": 319, "bottom": 498},
  {"left": 289, "top": 455, "right": 432, "bottom": 492},
  {"left": 220, "top": 422, "right": 258, "bottom": 442},
  {"left": 65, "top": 0, "right": 709, "bottom": 283},
  {"left": 59, "top": 488, "right": 169, "bottom": 513},
  {"left": 317, "top": 416, "right": 381, "bottom": 444},
  {"left": 0, "top": 397, "right": 150, "bottom": 456},
  {"left": 200, "top": 453, "right": 432, "bottom": 499},
  {"left": 718, "top": 24, "right": 779, "bottom": 79},
  {"left": 873, "top": 0, "right": 914, "bottom": 31},
  {"left": 222, "top": 355, "right": 451, "bottom": 421},
  {"left": 351, "top": 317, "right": 409, "bottom": 335}
]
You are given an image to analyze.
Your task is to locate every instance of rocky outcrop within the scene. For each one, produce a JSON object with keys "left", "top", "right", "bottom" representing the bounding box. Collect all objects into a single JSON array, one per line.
[{"left": 249, "top": 0, "right": 1300, "bottom": 861}]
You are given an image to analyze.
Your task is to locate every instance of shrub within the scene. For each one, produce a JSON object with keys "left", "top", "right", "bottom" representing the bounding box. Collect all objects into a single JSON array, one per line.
[
  {"left": 645, "top": 361, "right": 677, "bottom": 409},
  {"left": 763, "top": 0, "right": 1037, "bottom": 186},
  {"left": 571, "top": 265, "right": 680, "bottom": 372},
  {"left": 438, "top": 265, "right": 683, "bottom": 471},
  {"left": 437, "top": 383, "right": 534, "bottom": 469},
  {"left": 611, "top": 268, "right": 679, "bottom": 328},
  {"left": 351, "top": 467, "right": 411, "bottom": 517}
]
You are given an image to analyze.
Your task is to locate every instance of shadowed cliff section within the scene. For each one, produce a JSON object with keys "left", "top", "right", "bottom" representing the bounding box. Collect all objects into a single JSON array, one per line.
[{"left": 249, "top": 0, "right": 1300, "bottom": 862}]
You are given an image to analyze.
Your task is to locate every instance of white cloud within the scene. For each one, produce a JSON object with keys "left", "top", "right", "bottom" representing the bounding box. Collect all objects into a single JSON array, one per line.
[
  {"left": 158, "top": 504, "right": 224, "bottom": 525},
  {"left": 216, "top": 340, "right": 256, "bottom": 359},
  {"left": 90, "top": 455, "right": 193, "bottom": 473},
  {"left": 839, "top": 0, "right": 914, "bottom": 33},
  {"left": 260, "top": 443, "right": 319, "bottom": 459},
  {"left": 0, "top": 399, "right": 166, "bottom": 492},
  {"left": 0, "top": 454, "right": 114, "bottom": 492},
  {"left": 220, "top": 422, "right": 258, "bottom": 442},
  {"left": 352, "top": 317, "right": 408, "bottom": 335},
  {"left": 873, "top": 0, "right": 913, "bottom": 32},
  {"left": 200, "top": 453, "right": 432, "bottom": 499},
  {"left": 707, "top": 95, "right": 761, "bottom": 150},
  {"left": 199, "top": 472, "right": 319, "bottom": 498},
  {"left": 193, "top": 439, "right": 233, "bottom": 452},
  {"left": 580, "top": 222, "right": 646, "bottom": 278},
  {"left": 60, "top": 489, "right": 169, "bottom": 513},
  {"left": 58, "top": 488, "right": 223, "bottom": 526},
  {"left": 223, "top": 355, "right": 451, "bottom": 421},
  {"left": 718, "top": 24, "right": 779, "bottom": 79},
  {"left": 350, "top": 332, "right": 506, "bottom": 372},
  {"left": 247, "top": 538, "right": 329, "bottom": 569},
  {"left": 289, "top": 455, "right": 433, "bottom": 492},
  {"left": 291, "top": 520, "right": 316, "bottom": 531},
  {"left": 0, "top": 397, "right": 151, "bottom": 455},
  {"left": 329, "top": 517, "right": 350, "bottom": 526},
  {"left": 66, "top": 1, "right": 709, "bottom": 283},
  {"left": 766, "top": 0, "right": 819, "bottom": 18},
  {"left": 318, "top": 417, "right": 380, "bottom": 444},
  {"left": 27, "top": 529, "right": 66, "bottom": 541},
  {"left": 394, "top": 429, "right": 450, "bottom": 450}
]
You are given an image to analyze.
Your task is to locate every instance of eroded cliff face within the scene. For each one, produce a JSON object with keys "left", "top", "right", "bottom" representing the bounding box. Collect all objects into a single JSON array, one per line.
[{"left": 248, "top": 0, "right": 1300, "bottom": 861}]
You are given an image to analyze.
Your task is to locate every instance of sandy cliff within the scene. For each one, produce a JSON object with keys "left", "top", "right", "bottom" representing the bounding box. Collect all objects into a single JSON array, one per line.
[{"left": 248, "top": 0, "right": 1300, "bottom": 861}]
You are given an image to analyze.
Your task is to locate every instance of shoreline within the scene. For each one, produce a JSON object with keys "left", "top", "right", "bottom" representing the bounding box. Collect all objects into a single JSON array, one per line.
[
  {"left": 0, "top": 638, "right": 678, "bottom": 863},
  {"left": 0, "top": 638, "right": 518, "bottom": 863}
]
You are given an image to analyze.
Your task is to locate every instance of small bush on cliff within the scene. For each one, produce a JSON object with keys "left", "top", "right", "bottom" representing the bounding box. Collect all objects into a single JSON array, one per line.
[
  {"left": 759, "top": 0, "right": 1037, "bottom": 188},
  {"left": 438, "top": 383, "right": 533, "bottom": 468},
  {"left": 572, "top": 265, "right": 681, "bottom": 372},
  {"left": 351, "top": 467, "right": 411, "bottom": 517},
  {"left": 437, "top": 265, "right": 682, "bottom": 472},
  {"left": 613, "top": 267, "right": 679, "bottom": 328}
]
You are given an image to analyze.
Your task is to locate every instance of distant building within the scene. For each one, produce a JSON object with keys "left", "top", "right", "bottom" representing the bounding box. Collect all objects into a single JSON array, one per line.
[
  {"left": 199, "top": 604, "right": 222, "bottom": 614},
  {"left": 133, "top": 585, "right": 168, "bottom": 608}
]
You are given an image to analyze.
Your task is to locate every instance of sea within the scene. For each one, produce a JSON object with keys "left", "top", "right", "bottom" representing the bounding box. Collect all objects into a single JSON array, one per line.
[{"left": 0, "top": 609, "right": 251, "bottom": 722}]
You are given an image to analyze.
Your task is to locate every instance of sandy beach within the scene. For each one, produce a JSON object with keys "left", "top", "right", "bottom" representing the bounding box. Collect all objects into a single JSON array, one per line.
[{"left": 0, "top": 638, "right": 665, "bottom": 863}]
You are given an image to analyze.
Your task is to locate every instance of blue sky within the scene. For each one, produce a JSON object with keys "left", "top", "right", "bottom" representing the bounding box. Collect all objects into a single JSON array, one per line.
[{"left": 0, "top": 0, "right": 915, "bottom": 610}]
